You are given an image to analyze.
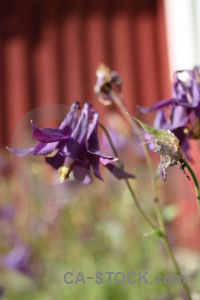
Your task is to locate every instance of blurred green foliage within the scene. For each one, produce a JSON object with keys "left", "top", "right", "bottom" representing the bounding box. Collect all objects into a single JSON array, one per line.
[{"left": 0, "top": 149, "right": 200, "bottom": 300}]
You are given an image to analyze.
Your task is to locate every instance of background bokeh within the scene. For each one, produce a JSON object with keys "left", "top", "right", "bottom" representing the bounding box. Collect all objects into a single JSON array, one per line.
[{"left": 1, "top": 0, "right": 200, "bottom": 299}]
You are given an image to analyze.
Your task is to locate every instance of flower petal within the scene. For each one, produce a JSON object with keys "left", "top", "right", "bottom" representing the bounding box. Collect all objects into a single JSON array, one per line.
[
  {"left": 59, "top": 101, "right": 80, "bottom": 130},
  {"left": 7, "top": 142, "right": 59, "bottom": 157},
  {"left": 6, "top": 146, "right": 35, "bottom": 156},
  {"left": 73, "top": 162, "right": 93, "bottom": 185},
  {"left": 32, "top": 142, "right": 58, "bottom": 155},
  {"left": 138, "top": 98, "right": 176, "bottom": 113},
  {"left": 154, "top": 110, "right": 168, "bottom": 129},
  {"left": 86, "top": 109, "right": 99, "bottom": 151},
  {"left": 103, "top": 163, "right": 135, "bottom": 179},
  {"left": 88, "top": 149, "right": 118, "bottom": 163},
  {"left": 45, "top": 152, "right": 65, "bottom": 169},
  {"left": 32, "top": 121, "right": 71, "bottom": 143},
  {"left": 88, "top": 155, "right": 103, "bottom": 180},
  {"left": 61, "top": 103, "right": 92, "bottom": 160},
  {"left": 169, "top": 106, "right": 189, "bottom": 130},
  {"left": 71, "top": 102, "right": 91, "bottom": 143}
]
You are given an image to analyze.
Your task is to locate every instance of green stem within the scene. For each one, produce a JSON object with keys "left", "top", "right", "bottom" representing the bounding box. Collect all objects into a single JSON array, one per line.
[
  {"left": 183, "top": 158, "right": 200, "bottom": 208},
  {"left": 99, "top": 123, "right": 156, "bottom": 230},
  {"left": 111, "top": 92, "right": 160, "bottom": 223},
  {"left": 99, "top": 122, "right": 193, "bottom": 300},
  {"left": 125, "top": 179, "right": 156, "bottom": 230},
  {"left": 111, "top": 92, "right": 155, "bottom": 177},
  {"left": 164, "top": 237, "right": 192, "bottom": 300},
  {"left": 155, "top": 199, "right": 193, "bottom": 300}
]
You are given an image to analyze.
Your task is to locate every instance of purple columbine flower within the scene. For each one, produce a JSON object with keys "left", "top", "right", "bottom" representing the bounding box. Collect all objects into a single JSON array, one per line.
[
  {"left": 139, "top": 66, "right": 200, "bottom": 158},
  {"left": 7, "top": 102, "right": 134, "bottom": 184}
]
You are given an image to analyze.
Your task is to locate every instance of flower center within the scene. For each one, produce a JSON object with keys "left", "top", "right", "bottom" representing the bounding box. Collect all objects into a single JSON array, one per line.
[
  {"left": 58, "top": 159, "right": 74, "bottom": 182},
  {"left": 59, "top": 166, "right": 70, "bottom": 182}
]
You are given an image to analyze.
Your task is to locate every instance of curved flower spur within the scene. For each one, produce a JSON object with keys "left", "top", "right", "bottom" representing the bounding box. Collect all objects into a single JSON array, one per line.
[{"left": 7, "top": 102, "right": 135, "bottom": 184}]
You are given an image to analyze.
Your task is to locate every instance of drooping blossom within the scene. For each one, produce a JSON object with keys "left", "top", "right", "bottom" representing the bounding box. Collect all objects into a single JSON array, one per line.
[
  {"left": 139, "top": 66, "right": 200, "bottom": 158},
  {"left": 7, "top": 102, "right": 134, "bottom": 184}
]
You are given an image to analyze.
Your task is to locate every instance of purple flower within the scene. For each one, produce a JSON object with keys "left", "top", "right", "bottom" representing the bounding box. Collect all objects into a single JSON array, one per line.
[
  {"left": 0, "top": 287, "right": 4, "bottom": 298},
  {"left": 7, "top": 102, "right": 78, "bottom": 161},
  {"left": 1, "top": 242, "right": 32, "bottom": 275},
  {"left": 138, "top": 67, "right": 200, "bottom": 158},
  {"left": 94, "top": 64, "right": 122, "bottom": 105},
  {"left": 7, "top": 102, "right": 134, "bottom": 184},
  {"left": 0, "top": 205, "right": 15, "bottom": 220}
]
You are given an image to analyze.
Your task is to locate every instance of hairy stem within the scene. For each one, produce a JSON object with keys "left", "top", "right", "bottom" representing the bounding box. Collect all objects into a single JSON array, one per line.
[
  {"left": 99, "top": 122, "right": 156, "bottom": 230},
  {"left": 111, "top": 92, "right": 155, "bottom": 177},
  {"left": 111, "top": 92, "right": 159, "bottom": 224}
]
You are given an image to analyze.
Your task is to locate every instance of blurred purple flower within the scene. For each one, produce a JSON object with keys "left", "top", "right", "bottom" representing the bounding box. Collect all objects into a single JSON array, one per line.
[
  {"left": 1, "top": 242, "right": 32, "bottom": 275},
  {"left": 0, "top": 287, "right": 4, "bottom": 298},
  {"left": 139, "top": 67, "right": 200, "bottom": 158},
  {"left": 101, "top": 114, "right": 128, "bottom": 152},
  {"left": 0, "top": 205, "right": 15, "bottom": 220},
  {"left": 7, "top": 102, "right": 134, "bottom": 184}
]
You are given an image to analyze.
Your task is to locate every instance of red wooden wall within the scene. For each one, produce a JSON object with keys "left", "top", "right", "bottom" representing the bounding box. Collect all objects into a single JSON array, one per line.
[
  {"left": 2, "top": 0, "right": 200, "bottom": 252},
  {"left": 0, "top": 0, "right": 170, "bottom": 146}
]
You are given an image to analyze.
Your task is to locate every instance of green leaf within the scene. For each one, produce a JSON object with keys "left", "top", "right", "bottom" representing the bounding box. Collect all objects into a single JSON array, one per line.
[
  {"left": 128, "top": 116, "right": 179, "bottom": 146},
  {"left": 154, "top": 230, "right": 165, "bottom": 238},
  {"left": 144, "top": 230, "right": 165, "bottom": 238}
]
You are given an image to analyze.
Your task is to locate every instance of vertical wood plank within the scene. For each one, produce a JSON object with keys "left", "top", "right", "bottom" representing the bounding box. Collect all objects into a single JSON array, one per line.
[
  {"left": 4, "top": 37, "right": 29, "bottom": 144},
  {"left": 133, "top": 9, "right": 159, "bottom": 107},
  {"left": 33, "top": 21, "right": 59, "bottom": 106},
  {"left": 61, "top": 13, "right": 84, "bottom": 105},
  {"left": 109, "top": 10, "right": 137, "bottom": 114},
  {"left": 0, "top": 37, "right": 4, "bottom": 146},
  {"left": 82, "top": 0, "right": 109, "bottom": 116}
]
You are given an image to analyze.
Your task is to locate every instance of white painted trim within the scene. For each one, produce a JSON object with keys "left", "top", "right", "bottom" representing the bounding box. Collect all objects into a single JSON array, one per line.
[{"left": 164, "top": 0, "right": 197, "bottom": 78}]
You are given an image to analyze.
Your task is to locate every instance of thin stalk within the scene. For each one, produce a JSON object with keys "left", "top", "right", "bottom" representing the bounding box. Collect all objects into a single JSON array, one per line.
[
  {"left": 99, "top": 122, "right": 156, "bottom": 230},
  {"left": 111, "top": 92, "right": 159, "bottom": 223},
  {"left": 99, "top": 122, "right": 193, "bottom": 300},
  {"left": 183, "top": 158, "right": 200, "bottom": 208},
  {"left": 111, "top": 92, "right": 155, "bottom": 177},
  {"left": 155, "top": 199, "right": 193, "bottom": 300}
]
